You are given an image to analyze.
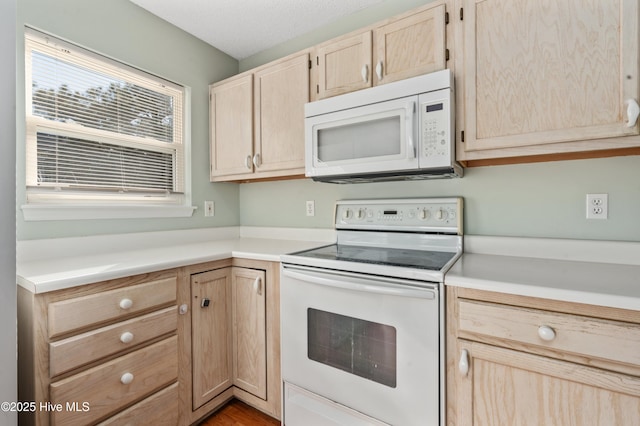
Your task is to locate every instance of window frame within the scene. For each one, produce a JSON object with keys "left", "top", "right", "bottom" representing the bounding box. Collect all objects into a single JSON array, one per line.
[{"left": 22, "top": 28, "right": 195, "bottom": 221}]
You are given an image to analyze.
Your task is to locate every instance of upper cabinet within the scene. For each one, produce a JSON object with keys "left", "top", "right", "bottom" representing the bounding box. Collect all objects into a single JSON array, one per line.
[
  {"left": 210, "top": 52, "right": 309, "bottom": 182},
  {"left": 210, "top": 74, "right": 254, "bottom": 179},
  {"left": 210, "top": 0, "right": 640, "bottom": 177},
  {"left": 458, "top": 0, "right": 640, "bottom": 162},
  {"left": 374, "top": 4, "right": 446, "bottom": 85},
  {"left": 316, "top": 31, "right": 372, "bottom": 99},
  {"left": 253, "top": 54, "right": 309, "bottom": 175},
  {"left": 313, "top": 1, "right": 448, "bottom": 100}
]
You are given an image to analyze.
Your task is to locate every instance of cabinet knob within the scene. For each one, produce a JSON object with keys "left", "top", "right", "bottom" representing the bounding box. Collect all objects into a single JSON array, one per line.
[
  {"left": 375, "top": 61, "right": 383, "bottom": 80},
  {"left": 625, "top": 99, "right": 639, "bottom": 127},
  {"left": 245, "top": 155, "right": 252, "bottom": 170},
  {"left": 361, "top": 64, "right": 369, "bottom": 83},
  {"left": 120, "top": 331, "right": 134, "bottom": 344},
  {"left": 179, "top": 304, "right": 188, "bottom": 315},
  {"left": 119, "top": 298, "right": 133, "bottom": 310},
  {"left": 459, "top": 349, "right": 469, "bottom": 376},
  {"left": 538, "top": 325, "right": 556, "bottom": 341},
  {"left": 253, "top": 277, "right": 262, "bottom": 296},
  {"left": 120, "top": 372, "right": 134, "bottom": 385},
  {"left": 253, "top": 153, "right": 262, "bottom": 168}
]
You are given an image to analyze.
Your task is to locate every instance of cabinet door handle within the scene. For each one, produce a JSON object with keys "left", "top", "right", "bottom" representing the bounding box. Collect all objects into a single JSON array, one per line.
[
  {"left": 376, "top": 61, "right": 383, "bottom": 80},
  {"left": 120, "top": 331, "right": 134, "bottom": 344},
  {"left": 538, "top": 325, "right": 556, "bottom": 341},
  {"left": 120, "top": 372, "right": 134, "bottom": 385},
  {"left": 119, "top": 298, "right": 133, "bottom": 310},
  {"left": 245, "top": 155, "right": 252, "bottom": 170},
  {"left": 625, "top": 99, "right": 640, "bottom": 127},
  {"left": 253, "top": 277, "right": 262, "bottom": 295},
  {"left": 361, "top": 64, "right": 369, "bottom": 82},
  {"left": 459, "top": 349, "right": 469, "bottom": 376},
  {"left": 253, "top": 153, "right": 262, "bottom": 168}
]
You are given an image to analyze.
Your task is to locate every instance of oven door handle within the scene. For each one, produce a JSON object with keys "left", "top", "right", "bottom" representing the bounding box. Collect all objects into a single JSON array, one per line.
[{"left": 282, "top": 265, "right": 437, "bottom": 299}]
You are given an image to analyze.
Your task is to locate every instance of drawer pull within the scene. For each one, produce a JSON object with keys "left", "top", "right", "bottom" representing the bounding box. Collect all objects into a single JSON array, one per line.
[
  {"left": 120, "top": 372, "right": 134, "bottom": 385},
  {"left": 119, "top": 331, "right": 134, "bottom": 344},
  {"left": 119, "top": 298, "right": 133, "bottom": 310},
  {"left": 538, "top": 325, "right": 556, "bottom": 341},
  {"left": 459, "top": 349, "right": 469, "bottom": 376}
]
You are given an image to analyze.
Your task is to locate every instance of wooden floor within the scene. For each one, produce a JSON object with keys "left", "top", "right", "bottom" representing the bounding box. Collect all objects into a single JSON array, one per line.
[{"left": 199, "top": 399, "right": 280, "bottom": 426}]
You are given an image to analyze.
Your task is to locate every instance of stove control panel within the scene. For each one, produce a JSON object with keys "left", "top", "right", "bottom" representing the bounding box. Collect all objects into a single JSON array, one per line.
[{"left": 335, "top": 197, "right": 463, "bottom": 234}]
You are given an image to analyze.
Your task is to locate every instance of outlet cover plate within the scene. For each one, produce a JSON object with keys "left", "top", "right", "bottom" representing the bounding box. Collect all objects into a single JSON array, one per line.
[{"left": 586, "top": 194, "right": 608, "bottom": 219}]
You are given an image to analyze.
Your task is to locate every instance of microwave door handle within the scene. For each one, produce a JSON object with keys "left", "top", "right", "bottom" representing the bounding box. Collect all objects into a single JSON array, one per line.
[{"left": 406, "top": 101, "right": 416, "bottom": 159}]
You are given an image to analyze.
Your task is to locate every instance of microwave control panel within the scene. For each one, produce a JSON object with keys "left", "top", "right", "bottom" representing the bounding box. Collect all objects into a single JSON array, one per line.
[{"left": 419, "top": 88, "right": 453, "bottom": 166}]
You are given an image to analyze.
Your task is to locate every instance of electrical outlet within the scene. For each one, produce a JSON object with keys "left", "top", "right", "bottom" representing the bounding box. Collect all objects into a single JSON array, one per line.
[
  {"left": 204, "top": 201, "right": 215, "bottom": 217},
  {"left": 306, "top": 200, "right": 315, "bottom": 217},
  {"left": 586, "top": 194, "right": 608, "bottom": 219}
]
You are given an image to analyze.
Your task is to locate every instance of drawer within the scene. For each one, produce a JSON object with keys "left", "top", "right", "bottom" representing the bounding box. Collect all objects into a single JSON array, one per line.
[
  {"left": 97, "top": 382, "right": 178, "bottom": 426},
  {"left": 48, "top": 276, "right": 177, "bottom": 337},
  {"left": 50, "top": 306, "right": 177, "bottom": 377},
  {"left": 49, "top": 336, "right": 177, "bottom": 425},
  {"left": 458, "top": 299, "right": 640, "bottom": 367}
]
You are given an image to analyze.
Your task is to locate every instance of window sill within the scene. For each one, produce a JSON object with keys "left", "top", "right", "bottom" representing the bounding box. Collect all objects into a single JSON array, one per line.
[{"left": 21, "top": 204, "right": 197, "bottom": 221}]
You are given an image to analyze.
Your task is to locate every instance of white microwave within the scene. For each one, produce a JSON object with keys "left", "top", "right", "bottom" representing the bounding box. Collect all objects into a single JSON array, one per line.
[{"left": 304, "top": 69, "right": 462, "bottom": 183}]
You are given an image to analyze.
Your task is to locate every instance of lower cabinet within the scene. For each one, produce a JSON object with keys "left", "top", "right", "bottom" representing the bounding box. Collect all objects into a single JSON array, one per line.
[
  {"left": 17, "top": 270, "right": 179, "bottom": 426},
  {"left": 183, "top": 258, "right": 280, "bottom": 424},
  {"left": 447, "top": 287, "right": 640, "bottom": 425},
  {"left": 18, "top": 259, "right": 281, "bottom": 426},
  {"left": 191, "top": 268, "right": 233, "bottom": 410},
  {"left": 231, "top": 267, "right": 267, "bottom": 400}
]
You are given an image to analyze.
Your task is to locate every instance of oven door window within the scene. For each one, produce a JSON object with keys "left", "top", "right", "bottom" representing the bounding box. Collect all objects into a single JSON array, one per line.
[{"left": 307, "top": 308, "right": 397, "bottom": 388}]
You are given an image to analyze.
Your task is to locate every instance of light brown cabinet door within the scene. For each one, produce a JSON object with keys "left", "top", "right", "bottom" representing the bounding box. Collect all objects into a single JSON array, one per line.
[
  {"left": 191, "top": 268, "right": 232, "bottom": 410},
  {"left": 231, "top": 267, "right": 267, "bottom": 400},
  {"left": 462, "top": 0, "right": 640, "bottom": 153},
  {"left": 316, "top": 31, "right": 373, "bottom": 99},
  {"left": 210, "top": 75, "right": 253, "bottom": 179},
  {"left": 374, "top": 4, "right": 447, "bottom": 85},
  {"left": 253, "top": 53, "right": 309, "bottom": 175},
  {"left": 455, "top": 340, "right": 640, "bottom": 425}
]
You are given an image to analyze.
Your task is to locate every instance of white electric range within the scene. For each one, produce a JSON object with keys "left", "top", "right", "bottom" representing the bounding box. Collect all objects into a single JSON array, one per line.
[{"left": 280, "top": 197, "right": 463, "bottom": 426}]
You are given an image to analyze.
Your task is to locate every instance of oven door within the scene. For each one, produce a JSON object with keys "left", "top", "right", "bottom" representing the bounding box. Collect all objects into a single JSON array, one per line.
[
  {"left": 304, "top": 96, "right": 418, "bottom": 179},
  {"left": 281, "top": 264, "right": 440, "bottom": 426}
]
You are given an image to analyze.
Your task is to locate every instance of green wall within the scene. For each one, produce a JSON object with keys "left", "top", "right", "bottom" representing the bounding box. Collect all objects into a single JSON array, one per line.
[
  {"left": 239, "top": 157, "right": 640, "bottom": 241},
  {"left": 17, "top": 0, "right": 240, "bottom": 240},
  {"left": 16, "top": 0, "right": 640, "bottom": 242},
  {"left": 238, "top": 0, "right": 640, "bottom": 242}
]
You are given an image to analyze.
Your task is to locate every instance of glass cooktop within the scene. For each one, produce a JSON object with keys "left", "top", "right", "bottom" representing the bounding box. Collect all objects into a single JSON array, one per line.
[{"left": 292, "top": 244, "right": 457, "bottom": 271}]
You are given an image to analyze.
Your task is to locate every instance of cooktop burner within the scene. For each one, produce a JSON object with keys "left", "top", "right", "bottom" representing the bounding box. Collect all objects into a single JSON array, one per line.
[{"left": 292, "top": 244, "right": 457, "bottom": 271}]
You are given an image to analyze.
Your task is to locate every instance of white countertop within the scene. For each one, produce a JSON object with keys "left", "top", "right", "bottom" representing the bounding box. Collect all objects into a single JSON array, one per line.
[
  {"left": 17, "top": 229, "right": 640, "bottom": 311},
  {"left": 446, "top": 252, "right": 640, "bottom": 311},
  {"left": 17, "top": 227, "right": 333, "bottom": 293}
]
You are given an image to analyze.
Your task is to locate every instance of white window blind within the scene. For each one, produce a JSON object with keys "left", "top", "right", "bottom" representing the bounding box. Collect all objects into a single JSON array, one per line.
[{"left": 24, "top": 29, "right": 187, "bottom": 209}]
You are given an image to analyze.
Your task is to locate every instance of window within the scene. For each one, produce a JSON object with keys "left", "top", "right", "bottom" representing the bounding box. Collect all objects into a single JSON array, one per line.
[{"left": 23, "top": 29, "right": 193, "bottom": 220}]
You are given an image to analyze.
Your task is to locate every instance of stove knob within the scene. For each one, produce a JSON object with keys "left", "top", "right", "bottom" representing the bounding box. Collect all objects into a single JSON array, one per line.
[
  {"left": 342, "top": 208, "right": 353, "bottom": 220},
  {"left": 356, "top": 208, "right": 366, "bottom": 220},
  {"left": 419, "top": 208, "right": 431, "bottom": 220},
  {"left": 436, "top": 209, "right": 448, "bottom": 221}
]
